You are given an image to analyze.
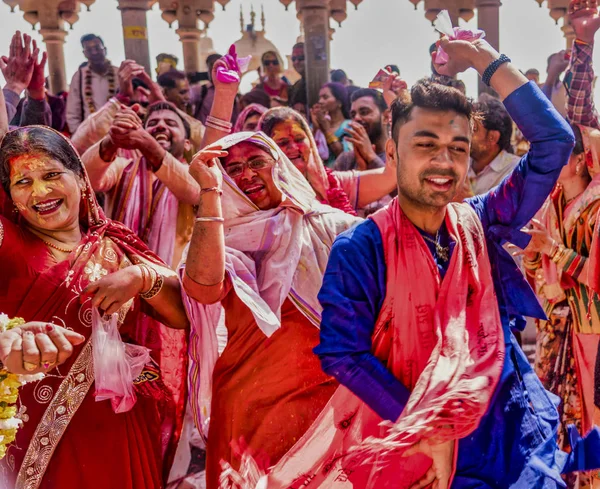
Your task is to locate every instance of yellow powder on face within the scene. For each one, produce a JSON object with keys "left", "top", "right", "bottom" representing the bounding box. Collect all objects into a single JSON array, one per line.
[{"left": 9, "top": 154, "right": 50, "bottom": 184}]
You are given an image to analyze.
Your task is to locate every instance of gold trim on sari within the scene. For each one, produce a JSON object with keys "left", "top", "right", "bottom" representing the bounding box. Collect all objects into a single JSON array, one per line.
[{"left": 15, "top": 340, "right": 93, "bottom": 489}]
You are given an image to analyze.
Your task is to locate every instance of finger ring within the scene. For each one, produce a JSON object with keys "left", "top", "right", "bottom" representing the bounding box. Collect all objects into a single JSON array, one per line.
[{"left": 23, "top": 361, "right": 38, "bottom": 372}]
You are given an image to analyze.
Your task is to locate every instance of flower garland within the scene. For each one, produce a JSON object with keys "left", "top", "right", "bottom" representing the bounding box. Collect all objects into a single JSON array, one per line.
[
  {"left": 0, "top": 315, "right": 45, "bottom": 459},
  {"left": 323, "top": 168, "right": 357, "bottom": 216},
  {"left": 84, "top": 62, "right": 117, "bottom": 115}
]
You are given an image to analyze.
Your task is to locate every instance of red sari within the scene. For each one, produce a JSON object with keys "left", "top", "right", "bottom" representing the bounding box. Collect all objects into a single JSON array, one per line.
[{"left": 0, "top": 157, "right": 185, "bottom": 488}]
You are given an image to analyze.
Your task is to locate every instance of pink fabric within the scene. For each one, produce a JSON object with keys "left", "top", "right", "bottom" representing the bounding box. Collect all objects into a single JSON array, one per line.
[
  {"left": 108, "top": 152, "right": 188, "bottom": 430},
  {"left": 216, "top": 45, "right": 251, "bottom": 84},
  {"left": 219, "top": 199, "right": 504, "bottom": 488}
]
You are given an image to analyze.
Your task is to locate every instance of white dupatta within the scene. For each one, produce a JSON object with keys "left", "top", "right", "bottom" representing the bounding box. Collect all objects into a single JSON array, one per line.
[{"left": 178, "top": 131, "right": 361, "bottom": 436}]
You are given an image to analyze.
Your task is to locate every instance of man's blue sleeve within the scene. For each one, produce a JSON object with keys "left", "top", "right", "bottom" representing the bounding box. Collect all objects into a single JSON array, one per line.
[{"left": 316, "top": 219, "right": 410, "bottom": 422}]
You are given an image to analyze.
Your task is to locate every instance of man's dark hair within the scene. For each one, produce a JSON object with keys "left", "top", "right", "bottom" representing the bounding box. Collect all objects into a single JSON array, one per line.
[
  {"left": 430, "top": 75, "right": 467, "bottom": 95},
  {"left": 145, "top": 101, "right": 191, "bottom": 139},
  {"left": 350, "top": 88, "right": 388, "bottom": 114},
  {"left": 473, "top": 96, "right": 514, "bottom": 153},
  {"left": 242, "top": 88, "right": 271, "bottom": 109},
  {"left": 80, "top": 34, "right": 104, "bottom": 47},
  {"left": 292, "top": 42, "right": 304, "bottom": 51},
  {"left": 391, "top": 79, "right": 474, "bottom": 144},
  {"left": 322, "top": 82, "right": 350, "bottom": 119},
  {"left": 330, "top": 69, "right": 348, "bottom": 84},
  {"left": 206, "top": 53, "right": 221, "bottom": 67},
  {"left": 525, "top": 68, "right": 540, "bottom": 77},
  {"left": 157, "top": 70, "right": 187, "bottom": 90},
  {"left": 0, "top": 127, "right": 84, "bottom": 196}
]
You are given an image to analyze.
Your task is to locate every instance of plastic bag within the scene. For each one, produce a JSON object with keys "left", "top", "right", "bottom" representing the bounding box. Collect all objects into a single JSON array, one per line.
[
  {"left": 433, "top": 10, "right": 485, "bottom": 64},
  {"left": 216, "top": 44, "right": 252, "bottom": 84},
  {"left": 91, "top": 307, "right": 151, "bottom": 413}
]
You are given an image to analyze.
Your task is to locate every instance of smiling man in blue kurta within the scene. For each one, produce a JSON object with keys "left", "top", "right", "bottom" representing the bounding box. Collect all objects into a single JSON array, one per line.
[{"left": 316, "top": 37, "right": 600, "bottom": 488}]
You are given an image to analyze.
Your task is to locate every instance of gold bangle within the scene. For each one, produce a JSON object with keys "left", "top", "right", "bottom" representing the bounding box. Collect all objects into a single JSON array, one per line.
[
  {"left": 551, "top": 244, "right": 566, "bottom": 264},
  {"left": 141, "top": 273, "right": 164, "bottom": 300},
  {"left": 325, "top": 133, "right": 339, "bottom": 145}
]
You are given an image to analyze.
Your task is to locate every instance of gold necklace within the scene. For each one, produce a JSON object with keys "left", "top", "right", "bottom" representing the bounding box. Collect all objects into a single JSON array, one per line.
[
  {"left": 41, "top": 239, "right": 75, "bottom": 254},
  {"left": 422, "top": 233, "right": 449, "bottom": 262}
]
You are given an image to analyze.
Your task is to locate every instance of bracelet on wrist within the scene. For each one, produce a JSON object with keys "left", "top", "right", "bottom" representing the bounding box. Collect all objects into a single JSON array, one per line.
[
  {"left": 195, "top": 216, "right": 224, "bottom": 223},
  {"left": 200, "top": 186, "right": 223, "bottom": 197},
  {"left": 482, "top": 54, "right": 511, "bottom": 87},
  {"left": 206, "top": 115, "right": 233, "bottom": 133},
  {"left": 325, "top": 133, "right": 339, "bottom": 145},
  {"left": 141, "top": 272, "right": 164, "bottom": 300}
]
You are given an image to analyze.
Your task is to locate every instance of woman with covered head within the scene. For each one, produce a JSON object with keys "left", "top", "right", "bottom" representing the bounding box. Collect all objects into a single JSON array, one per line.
[
  {"left": 180, "top": 130, "right": 360, "bottom": 488},
  {"left": 0, "top": 126, "right": 188, "bottom": 488},
  {"left": 259, "top": 106, "right": 396, "bottom": 216}
]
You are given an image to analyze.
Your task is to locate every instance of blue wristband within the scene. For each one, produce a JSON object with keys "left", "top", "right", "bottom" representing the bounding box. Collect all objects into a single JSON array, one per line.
[{"left": 482, "top": 54, "right": 511, "bottom": 87}]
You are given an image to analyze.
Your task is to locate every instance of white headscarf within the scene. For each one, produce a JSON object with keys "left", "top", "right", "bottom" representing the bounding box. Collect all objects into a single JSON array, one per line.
[{"left": 179, "top": 131, "right": 361, "bottom": 435}]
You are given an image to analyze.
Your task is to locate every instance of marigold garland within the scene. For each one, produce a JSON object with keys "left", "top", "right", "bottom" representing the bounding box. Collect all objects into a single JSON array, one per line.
[{"left": 0, "top": 315, "right": 45, "bottom": 459}]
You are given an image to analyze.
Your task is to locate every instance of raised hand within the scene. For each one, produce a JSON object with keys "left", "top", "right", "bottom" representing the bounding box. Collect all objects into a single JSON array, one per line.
[
  {"left": 136, "top": 71, "right": 166, "bottom": 104},
  {"left": 432, "top": 37, "right": 497, "bottom": 78},
  {"left": 0, "top": 322, "right": 85, "bottom": 375},
  {"left": 382, "top": 72, "right": 408, "bottom": 107},
  {"left": 189, "top": 146, "right": 226, "bottom": 189},
  {"left": 212, "top": 57, "right": 241, "bottom": 101},
  {"left": 345, "top": 121, "right": 377, "bottom": 166},
  {"left": 569, "top": 0, "right": 600, "bottom": 43},
  {"left": 547, "top": 50, "right": 570, "bottom": 77},
  {"left": 108, "top": 105, "right": 145, "bottom": 149},
  {"left": 117, "top": 60, "right": 145, "bottom": 99},
  {"left": 28, "top": 41, "right": 47, "bottom": 101},
  {"left": 0, "top": 31, "right": 37, "bottom": 95}
]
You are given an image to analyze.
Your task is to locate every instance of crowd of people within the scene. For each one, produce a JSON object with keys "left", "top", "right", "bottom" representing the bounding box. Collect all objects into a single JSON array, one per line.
[{"left": 1, "top": 1, "right": 600, "bottom": 488}]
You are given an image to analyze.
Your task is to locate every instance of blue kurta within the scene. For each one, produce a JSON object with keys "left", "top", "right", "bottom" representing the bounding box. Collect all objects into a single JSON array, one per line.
[{"left": 316, "top": 82, "right": 579, "bottom": 488}]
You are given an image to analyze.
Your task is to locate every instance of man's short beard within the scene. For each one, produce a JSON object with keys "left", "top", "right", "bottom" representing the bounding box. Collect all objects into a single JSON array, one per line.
[
  {"left": 169, "top": 142, "right": 185, "bottom": 159},
  {"left": 367, "top": 121, "right": 384, "bottom": 145}
]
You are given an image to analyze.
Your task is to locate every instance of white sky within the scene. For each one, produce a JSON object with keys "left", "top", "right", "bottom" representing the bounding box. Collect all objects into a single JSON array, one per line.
[{"left": 0, "top": 0, "right": 596, "bottom": 100}]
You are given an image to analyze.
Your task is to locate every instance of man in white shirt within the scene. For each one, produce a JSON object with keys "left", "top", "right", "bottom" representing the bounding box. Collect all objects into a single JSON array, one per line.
[
  {"left": 66, "top": 34, "right": 118, "bottom": 133},
  {"left": 468, "top": 95, "right": 521, "bottom": 195}
]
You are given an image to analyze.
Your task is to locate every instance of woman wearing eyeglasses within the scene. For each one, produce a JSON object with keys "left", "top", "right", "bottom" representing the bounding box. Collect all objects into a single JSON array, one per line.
[{"left": 256, "top": 51, "right": 290, "bottom": 107}]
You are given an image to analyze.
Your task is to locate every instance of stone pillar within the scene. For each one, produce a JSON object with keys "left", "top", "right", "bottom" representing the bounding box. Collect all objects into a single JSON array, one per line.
[
  {"left": 40, "top": 28, "right": 68, "bottom": 94},
  {"left": 562, "top": 19, "right": 575, "bottom": 50},
  {"left": 117, "top": 0, "right": 154, "bottom": 75},
  {"left": 176, "top": 27, "right": 202, "bottom": 73},
  {"left": 476, "top": 0, "right": 501, "bottom": 96},
  {"left": 297, "top": 0, "right": 330, "bottom": 107}
]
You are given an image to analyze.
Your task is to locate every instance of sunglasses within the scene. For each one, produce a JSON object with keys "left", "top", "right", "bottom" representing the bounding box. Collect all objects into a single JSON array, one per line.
[
  {"left": 292, "top": 56, "right": 305, "bottom": 62},
  {"left": 263, "top": 60, "right": 280, "bottom": 67}
]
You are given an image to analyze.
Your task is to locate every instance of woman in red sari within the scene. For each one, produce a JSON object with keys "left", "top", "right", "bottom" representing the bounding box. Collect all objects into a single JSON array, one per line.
[{"left": 0, "top": 126, "right": 188, "bottom": 489}]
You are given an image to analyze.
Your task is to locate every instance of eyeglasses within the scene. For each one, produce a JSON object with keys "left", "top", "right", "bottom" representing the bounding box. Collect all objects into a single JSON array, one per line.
[
  {"left": 263, "top": 60, "right": 279, "bottom": 67},
  {"left": 291, "top": 56, "right": 305, "bottom": 62},
  {"left": 225, "top": 159, "right": 273, "bottom": 178}
]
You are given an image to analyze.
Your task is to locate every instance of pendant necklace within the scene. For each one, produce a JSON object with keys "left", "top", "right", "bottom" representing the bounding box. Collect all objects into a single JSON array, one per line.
[{"left": 422, "top": 232, "right": 449, "bottom": 262}]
